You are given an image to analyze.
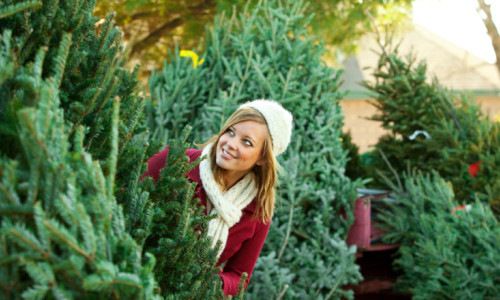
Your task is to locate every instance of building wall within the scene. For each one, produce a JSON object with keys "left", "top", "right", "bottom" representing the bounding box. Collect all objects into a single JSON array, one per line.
[
  {"left": 341, "top": 97, "right": 500, "bottom": 154},
  {"left": 477, "top": 96, "right": 500, "bottom": 120}
]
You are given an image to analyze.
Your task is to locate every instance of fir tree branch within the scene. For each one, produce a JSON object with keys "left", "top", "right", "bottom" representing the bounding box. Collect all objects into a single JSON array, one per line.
[
  {"left": 97, "top": 12, "right": 116, "bottom": 52},
  {"left": 378, "top": 148, "right": 403, "bottom": 192},
  {"left": 33, "top": 47, "right": 47, "bottom": 87},
  {"left": 84, "top": 274, "right": 143, "bottom": 292},
  {"left": 324, "top": 272, "right": 345, "bottom": 300},
  {"left": 252, "top": 60, "right": 276, "bottom": 99},
  {"left": 7, "top": 226, "right": 47, "bottom": 256},
  {"left": 68, "top": 0, "right": 81, "bottom": 21},
  {"left": 74, "top": 126, "right": 84, "bottom": 154},
  {"left": 107, "top": 97, "right": 120, "bottom": 199},
  {"left": 0, "top": 183, "right": 19, "bottom": 205},
  {"left": 18, "top": 110, "right": 50, "bottom": 159},
  {"left": 0, "top": 0, "right": 42, "bottom": 19},
  {"left": 33, "top": 204, "right": 49, "bottom": 255},
  {"left": 96, "top": 79, "right": 117, "bottom": 114},
  {"left": 52, "top": 32, "right": 72, "bottom": 89},
  {"left": 278, "top": 192, "right": 294, "bottom": 260},
  {"left": 44, "top": 220, "right": 92, "bottom": 261},
  {"left": 0, "top": 204, "right": 34, "bottom": 215},
  {"left": 22, "top": 260, "right": 54, "bottom": 286},
  {"left": 44, "top": 0, "right": 59, "bottom": 26},
  {"left": 21, "top": 283, "right": 50, "bottom": 299}
]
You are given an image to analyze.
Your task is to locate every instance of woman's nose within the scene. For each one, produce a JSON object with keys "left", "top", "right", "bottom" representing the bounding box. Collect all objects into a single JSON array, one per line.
[{"left": 226, "top": 137, "right": 236, "bottom": 149}]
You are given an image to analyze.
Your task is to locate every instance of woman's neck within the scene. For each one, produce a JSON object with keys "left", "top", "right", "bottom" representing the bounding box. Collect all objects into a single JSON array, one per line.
[{"left": 222, "top": 170, "right": 249, "bottom": 190}]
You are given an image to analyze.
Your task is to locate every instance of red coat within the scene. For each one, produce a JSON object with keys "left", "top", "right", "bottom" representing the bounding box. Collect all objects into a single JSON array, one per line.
[{"left": 142, "top": 147, "right": 271, "bottom": 296}]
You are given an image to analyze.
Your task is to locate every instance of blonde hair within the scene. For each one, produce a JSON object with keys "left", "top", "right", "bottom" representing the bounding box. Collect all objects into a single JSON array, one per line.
[{"left": 199, "top": 107, "right": 279, "bottom": 223}]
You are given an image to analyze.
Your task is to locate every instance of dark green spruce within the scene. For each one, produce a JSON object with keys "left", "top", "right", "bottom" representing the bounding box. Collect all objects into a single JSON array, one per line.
[{"left": 0, "top": 0, "right": 224, "bottom": 298}]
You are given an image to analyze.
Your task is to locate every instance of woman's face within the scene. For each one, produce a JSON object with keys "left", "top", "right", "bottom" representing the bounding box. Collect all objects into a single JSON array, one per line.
[{"left": 216, "top": 120, "right": 268, "bottom": 181}]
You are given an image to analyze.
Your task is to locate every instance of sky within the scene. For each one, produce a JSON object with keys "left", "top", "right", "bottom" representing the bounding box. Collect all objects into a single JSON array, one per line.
[{"left": 412, "top": 0, "right": 500, "bottom": 63}]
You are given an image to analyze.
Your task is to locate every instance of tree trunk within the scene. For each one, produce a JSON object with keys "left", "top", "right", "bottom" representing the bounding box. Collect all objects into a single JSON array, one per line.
[{"left": 477, "top": 0, "right": 500, "bottom": 76}]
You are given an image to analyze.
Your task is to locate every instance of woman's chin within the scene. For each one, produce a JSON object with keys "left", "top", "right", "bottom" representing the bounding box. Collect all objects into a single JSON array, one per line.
[{"left": 215, "top": 157, "right": 230, "bottom": 170}]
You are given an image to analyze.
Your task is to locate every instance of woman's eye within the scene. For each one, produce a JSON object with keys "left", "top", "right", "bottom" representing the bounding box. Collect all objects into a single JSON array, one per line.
[
  {"left": 227, "top": 129, "right": 234, "bottom": 135},
  {"left": 243, "top": 139, "right": 252, "bottom": 147}
]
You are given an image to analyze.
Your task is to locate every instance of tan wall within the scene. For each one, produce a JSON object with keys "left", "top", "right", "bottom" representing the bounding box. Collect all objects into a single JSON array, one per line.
[
  {"left": 477, "top": 96, "right": 500, "bottom": 120},
  {"left": 341, "top": 96, "right": 500, "bottom": 154}
]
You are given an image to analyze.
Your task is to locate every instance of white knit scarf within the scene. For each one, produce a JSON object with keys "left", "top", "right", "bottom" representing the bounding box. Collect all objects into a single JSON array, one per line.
[{"left": 199, "top": 143, "right": 258, "bottom": 258}]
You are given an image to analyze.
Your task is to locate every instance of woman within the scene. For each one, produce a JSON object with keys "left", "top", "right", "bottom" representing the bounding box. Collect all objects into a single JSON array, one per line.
[{"left": 142, "top": 99, "right": 293, "bottom": 296}]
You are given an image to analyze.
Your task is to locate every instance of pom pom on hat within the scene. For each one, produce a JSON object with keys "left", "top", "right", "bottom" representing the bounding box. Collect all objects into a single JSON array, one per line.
[{"left": 238, "top": 99, "right": 293, "bottom": 155}]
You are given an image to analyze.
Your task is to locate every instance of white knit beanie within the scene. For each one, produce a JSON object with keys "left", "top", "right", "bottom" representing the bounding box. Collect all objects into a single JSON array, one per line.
[{"left": 238, "top": 99, "right": 293, "bottom": 155}]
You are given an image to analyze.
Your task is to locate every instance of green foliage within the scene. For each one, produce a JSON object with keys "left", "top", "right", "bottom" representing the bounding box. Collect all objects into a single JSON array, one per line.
[
  {"left": 378, "top": 171, "right": 500, "bottom": 299},
  {"left": 362, "top": 44, "right": 500, "bottom": 213},
  {"left": 93, "top": 0, "right": 413, "bottom": 76},
  {"left": 146, "top": 0, "right": 363, "bottom": 298},
  {"left": 299, "top": 0, "right": 414, "bottom": 55},
  {"left": 1, "top": 0, "right": 224, "bottom": 298},
  {"left": 139, "top": 127, "right": 224, "bottom": 298},
  {"left": 0, "top": 0, "right": 42, "bottom": 19},
  {"left": 341, "top": 131, "right": 370, "bottom": 182},
  {"left": 94, "top": 0, "right": 241, "bottom": 73},
  {"left": 0, "top": 0, "right": 160, "bottom": 188},
  {"left": 0, "top": 28, "right": 159, "bottom": 297}
]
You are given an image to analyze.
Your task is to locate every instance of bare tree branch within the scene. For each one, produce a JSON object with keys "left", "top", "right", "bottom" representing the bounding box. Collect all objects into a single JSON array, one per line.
[
  {"left": 129, "top": 0, "right": 215, "bottom": 57},
  {"left": 130, "top": 17, "right": 184, "bottom": 56},
  {"left": 477, "top": 0, "right": 500, "bottom": 75}
]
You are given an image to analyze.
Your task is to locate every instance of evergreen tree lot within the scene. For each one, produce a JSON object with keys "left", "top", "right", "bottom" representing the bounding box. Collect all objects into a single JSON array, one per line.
[
  {"left": 361, "top": 41, "right": 500, "bottom": 298},
  {"left": 361, "top": 43, "right": 500, "bottom": 214},
  {"left": 3, "top": 0, "right": 499, "bottom": 299},
  {"left": 378, "top": 171, "right": 500, "bottom": 299},
  {"left": 146, "top": 1, "right": 364, "bottom": 298}
]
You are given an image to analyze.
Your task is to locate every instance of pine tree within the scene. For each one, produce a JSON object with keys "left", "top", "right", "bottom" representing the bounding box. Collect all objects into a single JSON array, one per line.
[
  {"left": 341, "top": 131, "right": 369, "bottom": 182},
  {"left": 0, "top": 26, "right": 159, "bottom": 298},
  {"left": 378, "top": 171, "right": 500, "bottom": 299},
  {"left": 1, "top": 0, "right": 223, "bottom": 298},
  {"left": 145, "top": 0, "right": 363, "bottom": 298},
  {"left": 362, "top": 42, "right": 500, "bottom": 213},
  {"left": 139, "top": 127, "right": 224, "bottom": 298}
]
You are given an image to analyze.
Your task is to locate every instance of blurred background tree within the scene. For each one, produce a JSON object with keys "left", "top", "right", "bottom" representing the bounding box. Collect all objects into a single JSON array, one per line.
[{"left": 94, "top": 0, "right": 413, "bottom": 78}]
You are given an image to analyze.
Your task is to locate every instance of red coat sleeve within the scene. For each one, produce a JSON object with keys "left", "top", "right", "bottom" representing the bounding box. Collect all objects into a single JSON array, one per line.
[
  {"left": 140, "top": 147, "right": 169, "bottom": 182},
  {"left": 141, "top": 147, "right": 202, "bottom": 183},
  {"left": 219, "top": 220, "right": 271, "bottom": 296}
]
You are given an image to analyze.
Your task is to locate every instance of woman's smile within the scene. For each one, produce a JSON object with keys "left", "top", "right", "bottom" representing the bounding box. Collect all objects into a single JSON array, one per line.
[{"left": 221, "top": 148, "right": 235, "bottom": 159}]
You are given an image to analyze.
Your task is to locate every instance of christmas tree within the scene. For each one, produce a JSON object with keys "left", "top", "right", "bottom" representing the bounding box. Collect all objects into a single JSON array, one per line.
[
  {"left": 378, "top": 171, "right": 500, "bottom": 299},
  {"left": 138, "top": 127, "right": 224, "bottom": 298},
  {"left": 1, "top": 0, "right": 223, "bottom": 298},
  {"left": 362, "top": 41, "right": 500, "bottom": 213},
  {"left": 0, "top": 27, "right": 159, "bottom": 300},
  {"left": 146, "top": 0, "right": 363, "bottom": 298}
]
